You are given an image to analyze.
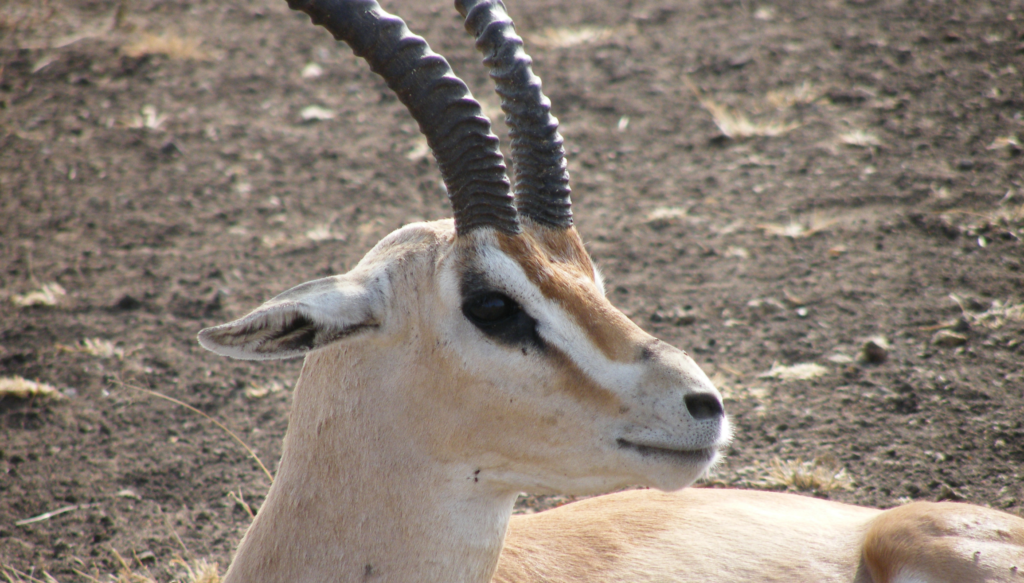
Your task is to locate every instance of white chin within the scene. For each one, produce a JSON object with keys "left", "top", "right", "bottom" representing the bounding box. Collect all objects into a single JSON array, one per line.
[{"left": 644, "top": 451, "right": 721, "bottom": 492}]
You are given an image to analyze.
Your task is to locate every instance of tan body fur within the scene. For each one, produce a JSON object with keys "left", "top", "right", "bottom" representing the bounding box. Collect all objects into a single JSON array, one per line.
[{"left": 499, "top": 489, "right": 1024, "bottom": 583}]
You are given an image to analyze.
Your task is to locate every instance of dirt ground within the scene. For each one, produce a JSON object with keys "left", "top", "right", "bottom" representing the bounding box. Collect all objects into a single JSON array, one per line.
[{"left": 2, "top": 0, "right": 1023, "bottom": 579}]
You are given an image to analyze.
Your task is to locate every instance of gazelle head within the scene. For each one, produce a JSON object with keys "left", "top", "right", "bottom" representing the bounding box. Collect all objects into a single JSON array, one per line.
[{"left": 199, "top": 0, "right": 729, "bottom": 495}]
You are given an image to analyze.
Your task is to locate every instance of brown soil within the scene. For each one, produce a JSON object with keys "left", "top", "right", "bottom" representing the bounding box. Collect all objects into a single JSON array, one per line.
[{"left": 2, "top": 0, "right": 1023, "bottom": 579}]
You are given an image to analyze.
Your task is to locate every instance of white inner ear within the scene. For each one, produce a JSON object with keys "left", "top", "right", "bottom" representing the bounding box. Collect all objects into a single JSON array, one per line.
[{"left": 198, "top": 274, "right": 383, "bottom": 361}]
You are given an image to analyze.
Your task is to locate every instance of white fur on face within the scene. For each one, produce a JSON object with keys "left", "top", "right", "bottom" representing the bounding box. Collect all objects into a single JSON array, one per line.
[
  {"left": 435, "top": 234, "right": 728, "bottom": 489},
  {"left": 473, "top": 243, "right": 647, "bottom": 390}
]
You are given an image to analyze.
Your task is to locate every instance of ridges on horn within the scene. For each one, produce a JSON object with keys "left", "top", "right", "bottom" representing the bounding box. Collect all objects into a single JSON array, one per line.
[
  {"left": 286, "top": 0, "right": 521, "bottom": 235},
  {"left": 456, "top": 0, "right": 574, "bottom": 230}
]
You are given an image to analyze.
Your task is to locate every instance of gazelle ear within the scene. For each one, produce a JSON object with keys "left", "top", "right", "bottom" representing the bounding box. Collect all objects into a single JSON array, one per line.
[{"left": 198, "top": 274, "right": 384, "bottom": 361}]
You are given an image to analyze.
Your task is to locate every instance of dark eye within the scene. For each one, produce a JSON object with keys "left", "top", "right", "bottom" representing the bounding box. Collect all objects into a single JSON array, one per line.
[
  {"left": 463, "top": 292, "right": 519, "bottom": 323},
  {"left": 459, "top": 285, "right": 543, "bottom": 348}
]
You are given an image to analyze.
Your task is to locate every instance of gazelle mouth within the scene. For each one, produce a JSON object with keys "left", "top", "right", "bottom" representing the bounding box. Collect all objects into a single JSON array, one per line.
[{"left": 616, "top": 438, "right": 718, "bottom": 464}]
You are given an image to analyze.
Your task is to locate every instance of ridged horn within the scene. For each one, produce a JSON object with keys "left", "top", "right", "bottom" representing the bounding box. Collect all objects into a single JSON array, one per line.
[
  {"left": 287, "top": 0, "right": 521, "bottom": 235},
  {"left": 455, "top": 0, "right": 573, "bottom": 230}
]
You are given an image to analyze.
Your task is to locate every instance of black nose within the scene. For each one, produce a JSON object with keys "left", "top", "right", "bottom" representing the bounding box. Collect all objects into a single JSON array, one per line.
[{"left": 684, "top": 393, "right": 724, "bottom": 420}]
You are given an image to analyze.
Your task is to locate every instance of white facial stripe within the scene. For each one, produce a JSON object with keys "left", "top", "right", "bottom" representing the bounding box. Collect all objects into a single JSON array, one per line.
[{"left": 475, "top": 245, "right": 645, "bottom": 391}]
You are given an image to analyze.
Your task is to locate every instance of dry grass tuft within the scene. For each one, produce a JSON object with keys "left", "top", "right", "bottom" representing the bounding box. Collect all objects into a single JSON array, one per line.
[
  {"left": 71, "top": 551, "right": 221, "bottom": 583},
  {"left": 305, "top": 225, "right": 346, "bottom": 242},
  {"left": 1, "top": 563, "right": 60, "bottom": 583},
  {"left": 765, "top": 81, "right": 820, "bottom": 110},
  {"left": 0, "top": 376, "right": 62, "bottom": 400},
  {"left": 757, "top": 362, "right": 829, "bottom": 381},
  {"left": 976, "top": 300, "right": 1024, "bottom": 329},
  {"left": 121, "top": 33, "right": 209, "bottom": 60},
  {"left": 766, "top": 456, "right": 855, "bottom": 493},
  {"left": 757, "top": 215, "right": 836, "bottom": 239},
  {"left": 940, "top": 185, "right": 1024, "bottom": 231},
  {"left": 987, "top": 135, "right": 1022, "bottom": 153},
  {"left": 950, "top": 294, "right": 1024, "bottom": 330},
  {"left": 527, "top": 26, "right": 614, "bottom": 49},
  {"left": 0, "top": 538, "right": 221, "bottom": 582},
  {"left": 299, "top": 105, "right": 335, "bottom": 122},
  {"left": 244, "top": 380, "right": 285, "bottom": 400},
  {"left": 839, "top": 129, "right": 882, "bottom": 149},
  {"left": 643, "top": 205, "right": 697, "bottom": 228},
  {"left": 56, "top": 338, "right": 124, "bottom": 360},
  {"left": 685, "top": 77, "right": 802, "bottom": 139},
  {"left": 170, "top": 559, "right": 220, "bottom": 583},
  {"left": 10, "top": 283, "right": 65, "bottom": 307},
  {"left": 125, "top": 105, "right": 167, "bottom": 130},
  {"left": 696, "top": 99, "right": 800, "bottom": 139}
]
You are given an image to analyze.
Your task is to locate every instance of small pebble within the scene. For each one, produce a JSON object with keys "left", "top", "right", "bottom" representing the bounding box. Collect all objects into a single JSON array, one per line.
[{"left": 859, "top": 336, "right": 890, "bottom": 363}]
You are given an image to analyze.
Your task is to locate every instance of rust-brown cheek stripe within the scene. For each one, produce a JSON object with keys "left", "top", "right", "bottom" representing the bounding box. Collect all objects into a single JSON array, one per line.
[{"left": 496, "top": 231, "right": 647, "bottom": 364}]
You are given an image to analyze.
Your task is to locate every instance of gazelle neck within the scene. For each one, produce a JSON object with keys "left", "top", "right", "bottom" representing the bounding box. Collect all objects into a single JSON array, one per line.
[{"left": 223, "top": 346, "right": 519, "bottom": 583}]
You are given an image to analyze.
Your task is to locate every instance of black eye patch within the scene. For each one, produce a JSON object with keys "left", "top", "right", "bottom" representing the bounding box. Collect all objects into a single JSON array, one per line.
[{"left": 460, "top": 273, "right": 545, "bottom": 351}]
